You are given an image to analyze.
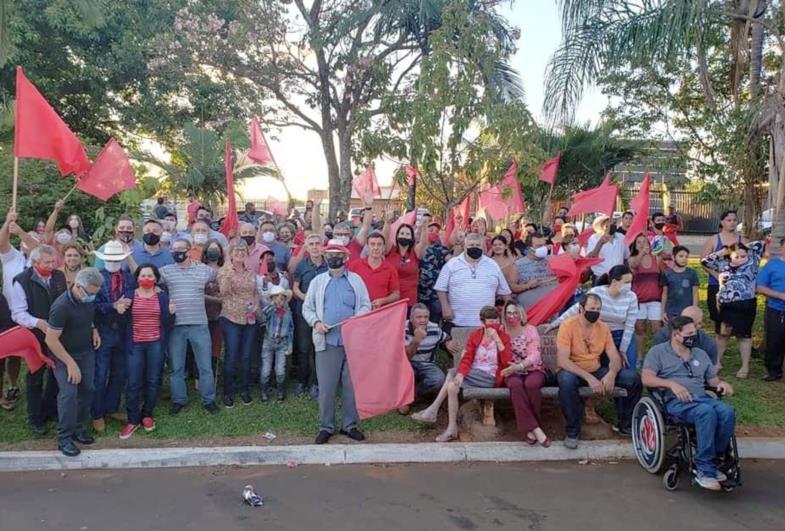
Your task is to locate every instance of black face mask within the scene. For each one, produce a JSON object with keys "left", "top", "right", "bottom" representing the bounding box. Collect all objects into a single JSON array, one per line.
[
  {"left": 324, "top": 231, "right": 334, "bottom": 240},
  {"left": 654, "top": 222, "right": 665, "bottom": 230},
  {"left": 326, "top": 256, "right": 345, "bottom": 269},
  {"left": 242, "top": 235, "right": 256, "bottom": 247},
  {"left": 173, "top": 251, "right": 188, "bottom": 263},
  {"left": 397, "top": 237, "right": 413, "bottom": 248},
  {"left": 118, "top": 231, "right": 134, "bottom": 243},
  {"left": 142, "top": 233, "right": 160, "bottom": 246},
  {"left": 205, "top": 249, "right": 221, "bottom": 262},
  {"left": 681, "top": 334, "right": 698, "bottom": 349},
  {"left": 583, "top": 310, "right": 601, "bottom": 323},
  {"left": 466, "top": 247, "right": 483, "bottom": 260}
]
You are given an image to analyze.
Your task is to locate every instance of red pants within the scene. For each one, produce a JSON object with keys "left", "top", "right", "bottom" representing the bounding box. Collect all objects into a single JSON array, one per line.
[{"left": 506, "top": 371, "right": 546, "bottom": 436}]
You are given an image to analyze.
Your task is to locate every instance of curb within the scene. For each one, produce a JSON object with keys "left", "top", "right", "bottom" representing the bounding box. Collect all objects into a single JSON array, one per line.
[{"left": 1, "top": 438, "right": 784, "bottom": 472}]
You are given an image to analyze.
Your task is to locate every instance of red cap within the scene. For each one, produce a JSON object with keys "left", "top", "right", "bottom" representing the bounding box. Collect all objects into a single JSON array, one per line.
[{"left": 324, "top": 239, "right": 350, "bottom": 254}]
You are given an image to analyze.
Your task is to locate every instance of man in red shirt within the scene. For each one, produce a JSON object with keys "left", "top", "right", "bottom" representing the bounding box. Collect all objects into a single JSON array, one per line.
[{"left": 347, "top": 232, "right": 400, "bottom": 309}]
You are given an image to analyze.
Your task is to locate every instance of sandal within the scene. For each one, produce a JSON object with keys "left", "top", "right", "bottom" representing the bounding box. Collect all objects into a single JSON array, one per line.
[
  {"left": 411, "top": 410, "right": 437, "bottom": 424},
  {"left": 435, "top": 431, "right": 458, "bottom": 443},
  {"left": 539, "top": 436, "right": 551, "bottom": 449},
  {"left": 735, "top": 368, "right": 749, "bottom": 379}
]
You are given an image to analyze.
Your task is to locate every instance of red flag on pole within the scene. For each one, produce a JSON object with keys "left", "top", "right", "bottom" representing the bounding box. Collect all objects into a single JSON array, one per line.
[
  {"left": 342, "top": 300, "right": 414, "bottom": 418},
  {"left": 624, "top": 174, "right": 652, "bottom": 245},
  {"left": 539, "top": 153, "right": 560, "bottom": 185},
  {"left": 352, "top": 165, "right": 381, "bottom": 204},
  {"left": 566, "top": 181, "right": 619, "bottom": 217},
  {"left": 248, "top": 116, "right": 274, "bottom": 166},
  {"left": 405, "top": 165, "right": 419, "bottom": 186},
  {"left": 77, "top": 139, "right": 136, "bottom": 201},
  {"left": 501, "top": 160, "right": 526, "bottom": 214},
  {"left": 219, "top": 140, "right": 239, "bottom": 237},
  {"left": 526, "top": 256, "right": 602, "bottom": 326},
  {"left": 443, "top": 210, "right": 456, "bottom": 245},
  {"left": 0, "top": 326, "right": 54, "bottom": 373},
  {"left": 14, "top": 66, "right": 90, "bottom": 176}
]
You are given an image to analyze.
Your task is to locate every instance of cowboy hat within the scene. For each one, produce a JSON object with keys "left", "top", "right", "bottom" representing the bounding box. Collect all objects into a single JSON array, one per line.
[
  {"left": 92, "top": 240, "right": 131, "bottom": 262},
  {"left": 267, "top": 284, "right": 292, "bottom": 301}
]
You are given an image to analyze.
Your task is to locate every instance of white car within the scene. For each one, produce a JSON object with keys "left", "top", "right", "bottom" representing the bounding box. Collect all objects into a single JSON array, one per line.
[{"left": 737, "top": 208, "right": 773, "bottom": 235}]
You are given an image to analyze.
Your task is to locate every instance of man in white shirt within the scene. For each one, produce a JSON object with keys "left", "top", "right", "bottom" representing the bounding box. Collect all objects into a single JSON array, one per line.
[{"left": 586, "top": 214, "right": 629, "bottom": 281}]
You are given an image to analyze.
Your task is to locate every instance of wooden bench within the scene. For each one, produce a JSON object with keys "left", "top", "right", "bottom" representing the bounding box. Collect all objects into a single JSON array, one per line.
[{"left": 451, "top": 325, "right": 628, "bottom": 426}]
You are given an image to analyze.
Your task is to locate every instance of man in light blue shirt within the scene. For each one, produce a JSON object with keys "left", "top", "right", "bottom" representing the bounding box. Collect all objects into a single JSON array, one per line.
[{"left": 757, "top": 238, "right": 785, "bottom": 381}]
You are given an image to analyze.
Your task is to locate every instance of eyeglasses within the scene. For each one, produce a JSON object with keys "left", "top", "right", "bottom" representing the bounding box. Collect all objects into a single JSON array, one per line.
[{"left": 682, "top": 361, "right": 694, "bottom": 378}]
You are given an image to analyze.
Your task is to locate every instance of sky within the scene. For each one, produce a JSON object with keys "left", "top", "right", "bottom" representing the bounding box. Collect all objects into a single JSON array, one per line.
[{"left": 242, "top": 1, "right": 607, "bottom": 202}]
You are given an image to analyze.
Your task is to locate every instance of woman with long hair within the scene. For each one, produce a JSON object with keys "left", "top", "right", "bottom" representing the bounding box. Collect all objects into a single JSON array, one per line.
[
  {"left": 490, "top": 235, "right": 521, "bottom": 289},
  {"left": 385, "top": 222, "right": 428, "bottom": 306},
  {"left": 700, "top": 210, "right": 745, "bottom": 334},
  {"left": 202, "top": 238, "right": 225, "bottom": 365},
  {"left": 628, "top": 233, "right": 664, "bottom": 357}
]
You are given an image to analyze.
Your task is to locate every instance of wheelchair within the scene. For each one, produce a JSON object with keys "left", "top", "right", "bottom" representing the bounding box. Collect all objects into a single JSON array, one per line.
[{"left": 631, "top": 388, "right": 741, "bottom": 492}]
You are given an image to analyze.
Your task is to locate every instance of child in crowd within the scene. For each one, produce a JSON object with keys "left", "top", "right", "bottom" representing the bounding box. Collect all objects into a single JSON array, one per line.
[{"left": 260, "top": 285, "right": 294, "bottom": 401}]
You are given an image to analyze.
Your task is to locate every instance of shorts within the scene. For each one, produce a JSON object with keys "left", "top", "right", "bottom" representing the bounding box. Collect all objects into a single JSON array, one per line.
[
  {"left": 449, "top": 367, "right": 496, "bottom": 388},
  {"left": 719, "top": 299, "right": 757, "bottom": 338},
  {"left": 635, "top": 301, "right": 662, "bottom": 321}
]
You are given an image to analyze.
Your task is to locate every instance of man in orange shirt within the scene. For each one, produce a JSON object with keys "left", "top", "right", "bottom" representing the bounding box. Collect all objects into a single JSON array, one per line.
[{"left": 556, "top": 293, "right": 641, "bottom": 449}]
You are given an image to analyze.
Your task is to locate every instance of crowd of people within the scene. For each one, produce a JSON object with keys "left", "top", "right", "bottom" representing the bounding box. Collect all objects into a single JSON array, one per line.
[{"left": 0, "top": 196, "right": 783, "bottom": 489}]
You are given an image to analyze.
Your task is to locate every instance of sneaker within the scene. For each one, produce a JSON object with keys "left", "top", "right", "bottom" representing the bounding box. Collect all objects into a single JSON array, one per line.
[
  {"left": 241, "top": 393, "right": 253, "bottom": 406},
  {"left": 308, "top": 385, "right": 319, "bottom": 401},
  {"left": 58, "top": 439, "right": 81, "bottom": 457},
  {"left": 276, "top": 388, "right": 286, "bottom": 401},
  {"left": 340, "top": 428, "right": 366, "bottom": 441},
  {"left": 564, "top": 437, "right": 579, "bottom": 450},
  {"left": 92, "top": 418, "right": 106, "bottom": 433},
  {"left": 715, "top": 470, "right": 728, "bottom": 482},
  {"left": 29, "top": 423, "right": 47, "bottom": 437},
  {"left": 204, "top": 402, "right": 220, "bottom": 414},
  {"left": 141, "top": 417, "right": 156, "bottom": 432},
  {"left": 119, "top": 424, "right": 139, "bottom": 440},
  {"left": 223, "top": 397, "right": 235, "bottom": 409},
  {"left": 260, "top": 391, "right": 270, "bottom": 402},
  {"left": 5, "top": 386, "right": 20, "bottom": 402},
  {"left": 695, "top": 473, "right": 721, "bottom": 491},
  {"left": 293, "top": 383, "right": 306, "bottom": 397},
  {"left": 763, "top": 374, "right": 783, "bottom": 382},
  {"left": 314, "top": 430, "right": 332, "bottom": 445},
  {"left": 74, "top": 431, "right": 95, "bottom": 445},
  {"left": 170, "top": 403, "right": 185, "bottom": 415}
]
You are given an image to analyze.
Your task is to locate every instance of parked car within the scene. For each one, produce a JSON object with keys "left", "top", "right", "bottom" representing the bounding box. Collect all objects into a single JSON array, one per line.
[{"left": 737, "top": 208, "right": 773, "bottom": 235}]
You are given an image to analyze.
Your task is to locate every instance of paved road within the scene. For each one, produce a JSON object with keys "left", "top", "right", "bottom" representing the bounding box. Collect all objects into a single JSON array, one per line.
[{"left": 1, "top": 460, "right": 783, "bottom": 531}]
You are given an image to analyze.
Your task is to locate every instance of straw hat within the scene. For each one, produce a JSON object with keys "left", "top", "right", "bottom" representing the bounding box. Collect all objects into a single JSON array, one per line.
[
  {"left": 267, "top": 284, "right": 292, "bottom": 302},
  {"left": 92, "top": 240, "right": 131, "bottom": 262}
]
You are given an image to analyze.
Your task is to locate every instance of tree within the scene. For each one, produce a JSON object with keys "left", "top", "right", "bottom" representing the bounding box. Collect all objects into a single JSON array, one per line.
[{"left": 147, "top": 0, "right": 523, "bottom": 219}]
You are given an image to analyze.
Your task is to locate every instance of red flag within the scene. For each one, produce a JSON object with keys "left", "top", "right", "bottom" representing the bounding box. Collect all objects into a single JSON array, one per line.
[
  {"left": 501, "top": 160, "right": 526, "bottom": 214},
  {"left": 342, "top": 300, "right": 414, "bottom": 418},
  {"left": 248, "top": 116, "right": 274, "bottom": 166},
  {"left": 457, "top": 195, "right": 471, "bottom": 228},
  {"left": 527, "top": 256, "right": 601, "bottom": 326},
  {"left": 478, "top": 183, "right": 507, "bottom": 220},
  {"left": 219, "top": 140, "right": 239, "bottom": 237},
  {"left": 539, "top": 153, "right": 560, "bottom": 185},
  {"left": 405, "top": 165, "right": 419, "bottom": 186},
  {"left": 443, "top": 210, "right": 456, "bottom": 245},
  {"left": 566, "top": 182, "right": 618, "bottom": 217},
  {"left": 577, "top": 227, "right": 595, "bottom": 249},
  {"left": 572, "top": 172, "right": 612, "bottom": 203},
  {"left": 14, "top": 67, "right": 90, "bottom": 176},
  {"left": 624, "top": 174, "right": 652, "bottom": 245},
  {"left": 271, "top": 200, "right": 288, "bottom": 218},
  {"left": 0, "top": 326, "right": 54, "bottom": 373},
  {"left": 352, "top": 165, "right": 381, "bottom": 204},
  {"left": 77, "top": 139, "right": 136, "bottom": 201},
  {"left": 259, "top": 255, "right": 269, "bottom": 276}
]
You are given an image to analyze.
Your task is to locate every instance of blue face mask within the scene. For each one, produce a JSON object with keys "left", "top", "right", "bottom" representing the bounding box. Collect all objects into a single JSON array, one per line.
[{"left": 77, "top": 285, "right": 96, "bottom": 303}]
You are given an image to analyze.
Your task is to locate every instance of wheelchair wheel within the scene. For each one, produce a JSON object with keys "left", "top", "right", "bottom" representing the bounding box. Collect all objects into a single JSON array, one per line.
[
  {"left": 663, "top": 466, "right": 680, "bottom": 491},
  {"left": 632, "top": 397, "right": 665, "bottom": 474}
]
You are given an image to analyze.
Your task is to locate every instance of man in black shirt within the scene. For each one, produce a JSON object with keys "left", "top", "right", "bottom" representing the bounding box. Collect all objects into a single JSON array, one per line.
[{"left": 46, "top": 267, "right": 103, "bottom": 457}]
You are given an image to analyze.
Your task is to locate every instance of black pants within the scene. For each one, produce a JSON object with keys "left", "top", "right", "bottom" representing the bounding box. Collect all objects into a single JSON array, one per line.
[
  {"left": 765, "top": 308, "right": 785, "bottom": 378},
  {"left": 293, "top": 301, "right": 316, "bottom": 388},
  {"left": 26, "top": 365, "right": 58, "bottom": 428}
]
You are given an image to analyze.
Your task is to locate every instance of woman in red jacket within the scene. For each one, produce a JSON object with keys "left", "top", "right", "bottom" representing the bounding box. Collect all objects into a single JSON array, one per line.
[{"left": 411, "top": 306, "right": 512, "bottom": 442}]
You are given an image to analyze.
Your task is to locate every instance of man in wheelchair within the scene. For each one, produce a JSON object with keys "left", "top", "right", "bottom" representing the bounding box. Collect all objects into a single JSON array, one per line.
[{"left": 641, "top": 316, "right": 735, "bottom": 491}]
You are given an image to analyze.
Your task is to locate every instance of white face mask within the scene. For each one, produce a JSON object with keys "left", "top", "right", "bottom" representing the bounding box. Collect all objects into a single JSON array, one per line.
[
  {"left": 568, "top": 243, "right": 580, "bottom": 256},
  {"left": 104, "top": 261, "right": 123, "bottom": 273},
  {"left": 338, "top": 236, "right": 350, "bottom": 246},
  {"left": 261, "top": 231, "right": 276, "bottom": 243},
  {"left": 534, "top": 246, "right": 548, "bottom": 259},
  {"left": 193, "top": 233, "right": 208, "bottom": 245},
  {"left": 55, "top": 232, "right": 72, "bottom": 244},
  {"left": 619, "top": 283, "right": 631, "bottom": 294}
]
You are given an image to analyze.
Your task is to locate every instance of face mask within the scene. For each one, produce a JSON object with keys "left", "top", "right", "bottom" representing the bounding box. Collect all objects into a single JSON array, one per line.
[
  {"left": 397, "top": 237, "right": 413, "bottom": 247},
  {"left": 205, "top": 248, "right": 221, "bottom": 262},
  {"left": 428, "top": 232, "right": 440, "bottom": 244},
  {"left": 326, "top": 256, "right": 345, "bottom": 269},
  {"left": 193, "top": 233, "right": 208, "bottom": 245},
  {"left": 143, "top": 233, "right": 161, "bottom": 246},
  {"left": 619, "top": 284, "right": 631, "bottom": 294},
  {"left": 583, "top": 310, "right": 601, "bottom": 323},
  {"left": 681, "top": 334, "right": 698, "bottom": 349},
  {"left": 534, "top": 246, "right": 548, "bottom": 259},
  {"left": 466, "top": 247, "right": 483, "bottom": 260},
  {"left": 139, "top": 278, "right": 156, "bottom": 289},
  {"left": 77, "top": 286, "right": 95, "bottom": 303},
  {"left": 55, "top": 232, "right": 72, "bottom": 244},
  {"left": 324, "top": 231, "right": 334, "bottom": 240},
  {"left": 173, "top": 251, "right": 188, "bottom": 263},
  {"left": 568, "top": 243, "right": 581, "bottom": 255},
  {"left": 161, "top": 232, "right": 172, "bottom": 244},
  {"left": 338, "top": 236, "right": 350, "bottom": 246},
  {"left": 118, "top": 231, "right": 134, "bottom": 243},
  {"left": 262, "top": 232, "right": 275, "bottom": 243},
  {"left": 654, "top": 222, "right": 665, "bottom": 230},
  {"left": 242, "top": 236, "right": 256, "bottom": 247},
  {"left": 34, "top": 264, "right": 53, "bottom": 279},
  {"left": 505, "top": 315, "right": 521, "bottom": 326},
  {"left": 104, "top": 261, "right": 123, "bottom": 273}
]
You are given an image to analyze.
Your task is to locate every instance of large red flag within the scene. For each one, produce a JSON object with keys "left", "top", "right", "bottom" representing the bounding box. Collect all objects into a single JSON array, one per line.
[
  {"left": 78, "top": 139, "right": 136, "bottom": 201},
  {"left": 219, "top": 140, "right": 239, "bottom": 237},
  {"left": 572, "top": 172, "right": 611, "bottom": 203},
  {"left": 248, "top": 116, "right": 274, "bottom": 166},
  {"left": 539, "top": 153, "right": 561, "bottom": 185},
  {"left": 501, "top": 160, "right": 526, "bottom": 214},
  {"left": 443, "top": 210, "right": 456, "bottom": 245},
  {"left": 457, "top": 195, "right": 471, "bottom": 228},
  {"left": 566, "top": 181, "right": 619, "bottom": 217},
  {"left": 478, "top": 183, "right": 508, "bottom": 220},
  {"left": 342, "top": 300, "right": 413, "bottom": 418},
  {"left": 14, "top": 67, "right": 90, "bottom": 176},
  {"left": 0, "top": 326, "right": 54, "bottom": 373},
  {"left": 352, "top": 165, "right": 381, "bottom": 204},
  {"left": 526, "top": 256, "right": 602, "bottom": 326},
  {"left": 624, "top": 174, "right": 652, "bottom": 245}
]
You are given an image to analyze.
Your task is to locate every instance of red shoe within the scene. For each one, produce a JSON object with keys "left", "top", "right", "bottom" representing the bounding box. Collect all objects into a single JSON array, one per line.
[
  {"left": 141, "top": 417, "right": 156, "bottom": 432},
  {"left": 119, "top": 423, "right": 139, "bottom": 440}
]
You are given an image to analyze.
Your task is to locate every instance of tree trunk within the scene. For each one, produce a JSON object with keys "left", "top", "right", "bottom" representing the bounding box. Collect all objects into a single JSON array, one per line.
[
  {"left": 335, "top": 126, "right": 353, "bottom": 218},
  {"left": 750, "top": 0, "right": 768, "bottom": 100},
  {"left": 770, "top": 113, "right": 785, "bottom": 253}
]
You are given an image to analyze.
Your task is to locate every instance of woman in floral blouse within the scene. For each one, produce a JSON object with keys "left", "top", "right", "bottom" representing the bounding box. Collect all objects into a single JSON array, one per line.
[
  {"left": 501, "top": 302, "right": 549, "bottom": 447},
  {"left": 701, "top": 240, "right": 764, "bottom": 378}
]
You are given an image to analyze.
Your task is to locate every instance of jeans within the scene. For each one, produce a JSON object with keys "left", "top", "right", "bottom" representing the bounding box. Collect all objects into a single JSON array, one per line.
[
  {"left": 764, "top": 308, "right": 785, "bottom": 378},
  {"left": 611, "top": 329, "right": 638, "bottom": 369},
  {"left": 91, "top": 327, "right": 127, "bottom": 420},
  {"left": 261, "top": 336, "right": 289, "bottom": 389},
  {"left": 293, "top": 301, "right": 316, "bottom": 388},
  {"left": 219, "top": 318, "right": 256, "bottom": 398},
  {"left": 506, "top": 371, "right": 546, "bottom": 436},
  {"left": 557, "top": 365, "right": 642, "bottom": 438},
  {"left": 53, "top": 350, "right": 95, "bottom": 444},
  {"left": 26, "top": 363, "right": 58, "bottom": 428},
  {"left": 126, "top": 340, "right": 166, "bottom": 425},
  {"left": 169, "top": 325, "right": 216, "bottom": 406},
  {"left": 315, "top": 346, "right": 358, "bottom": 434},
  {"left": 411, "top": 361, "right": 445, "bottom": 397},
  {"left": 666, "top": 396, "right": 736, "bottom": 477}
]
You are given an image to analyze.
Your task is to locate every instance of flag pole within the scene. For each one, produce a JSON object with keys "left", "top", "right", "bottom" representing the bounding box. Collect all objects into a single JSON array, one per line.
[
  {"left": 11, "top": 157, "right": 18, "bottom": 211},
  {"left": 61, "top": 181, "right": 79, "bottom": 202}
]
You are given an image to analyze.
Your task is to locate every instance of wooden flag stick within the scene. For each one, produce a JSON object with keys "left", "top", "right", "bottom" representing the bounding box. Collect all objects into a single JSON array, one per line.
[
  {"left": 61, "top": 181, "right": 79, "bottom": 202},
  {"left": 11, "top": 157, "right": 19, "bottom": 211}
]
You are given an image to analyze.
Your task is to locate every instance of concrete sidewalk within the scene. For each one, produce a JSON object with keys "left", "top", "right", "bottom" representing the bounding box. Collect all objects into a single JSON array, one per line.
[{"left": 2, "top": 438, "right": 784, "bottom": 472}]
